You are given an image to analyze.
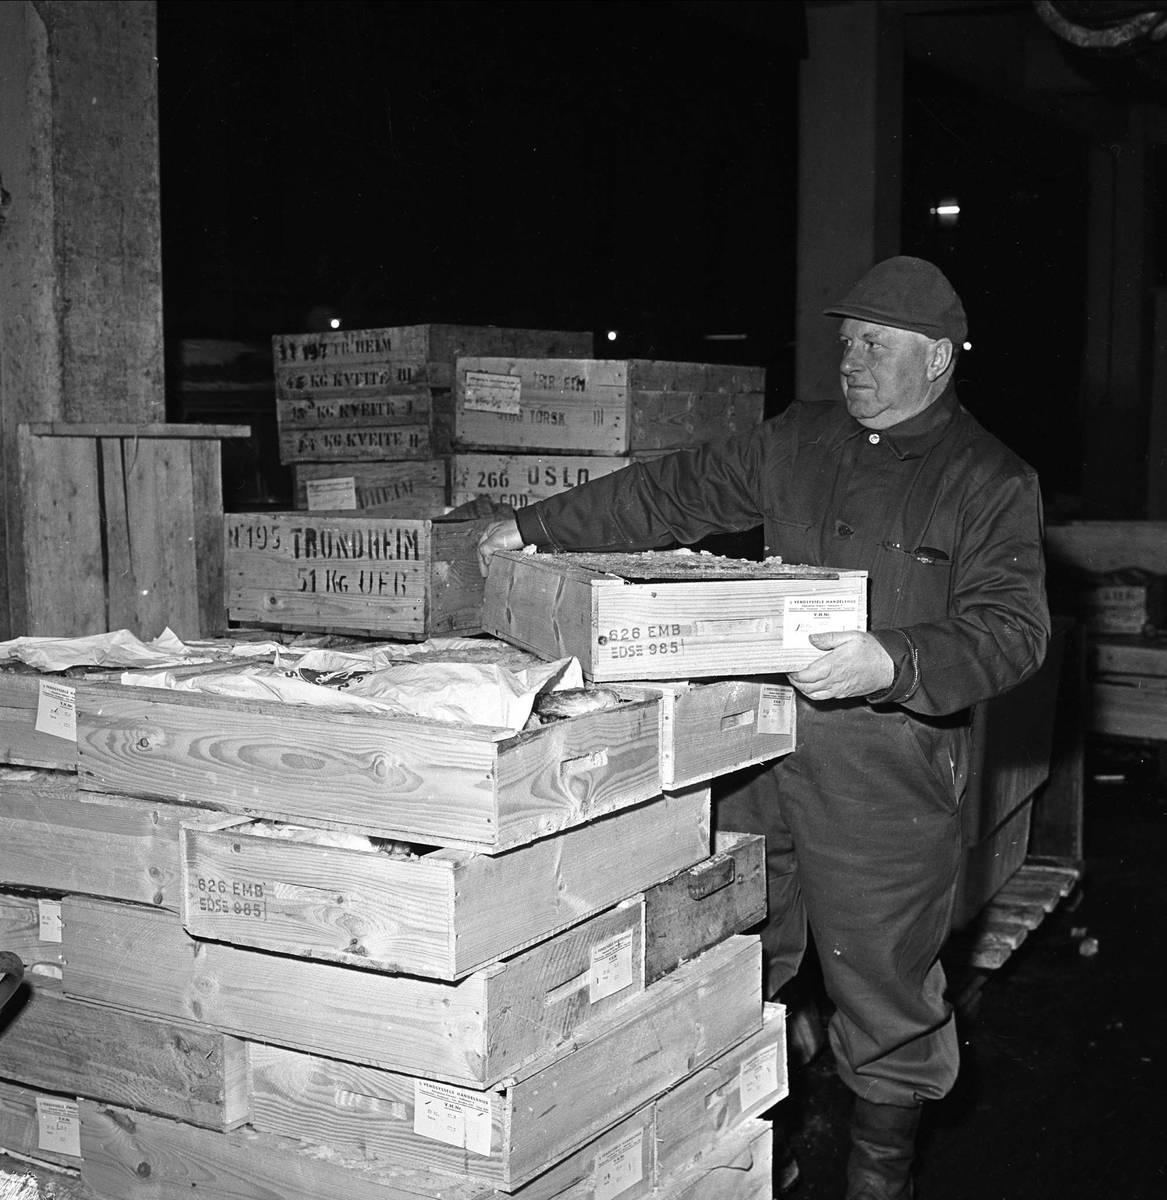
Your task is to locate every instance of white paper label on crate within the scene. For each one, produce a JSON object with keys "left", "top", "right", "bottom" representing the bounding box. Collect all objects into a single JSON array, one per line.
[
  {"left": 305, "top": 476, "right": 358, "bottom": 511},
  {"left": 595, "top": 1127, "right": 644, "bottom": 1200},
  {"left": 413, "top": 1079, "right": 492, "bottom": 1157},
  {"left": 35, "top": 680, "right": 76, "bottom": 741},
  {"left": 38, "top": 898, "right": 63, "bottom": 943},
  {"left": 590, "top": 928, "right": 635, "bottom": 1003},
  {"left": 782, "top": 595, "right": 862, "bottom": 648},
  {"left": 464, "top": 370, "right": 522, "bottom": 415},
  {"left": 757, "top": 685, "right": 793, "bottom": 735},
  {"left": 739, "top": 1043, "right": 781, "bottom": 1111},
  {"left": 36, "top": 1097, "right": 81, "bottom": 1158}
]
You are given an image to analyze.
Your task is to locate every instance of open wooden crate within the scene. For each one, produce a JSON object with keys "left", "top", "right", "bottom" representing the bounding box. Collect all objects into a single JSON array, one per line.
[{"left": 483, "top": 550, "right": 868, "bottom": 681}]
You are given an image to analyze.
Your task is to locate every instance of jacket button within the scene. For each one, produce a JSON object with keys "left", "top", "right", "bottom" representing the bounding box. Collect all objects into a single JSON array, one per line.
[{"left": 836, "top": 521, "right": 853, "bottom": 538}]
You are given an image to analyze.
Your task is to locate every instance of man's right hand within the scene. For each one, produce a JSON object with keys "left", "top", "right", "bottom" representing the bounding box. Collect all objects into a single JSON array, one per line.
[{"left": 476, "top": 516, "right": 524, "bottom": 577}]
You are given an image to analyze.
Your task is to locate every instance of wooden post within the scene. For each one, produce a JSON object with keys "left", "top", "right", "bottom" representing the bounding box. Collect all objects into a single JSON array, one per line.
[
  {"left": 0, "top": 1, "right": 163, "bottom": 638},
  {"left": 796, "top": 1, "right": 904, "bottom": 403}
]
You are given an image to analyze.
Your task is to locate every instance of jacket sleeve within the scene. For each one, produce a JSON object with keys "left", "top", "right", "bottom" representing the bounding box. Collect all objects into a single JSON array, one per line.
[
  {"left": 514, "top": 425, "right": 771, "bottom": 551},
  {"left": 868, "top": 466, "right": 1050, "bottom": 715}
]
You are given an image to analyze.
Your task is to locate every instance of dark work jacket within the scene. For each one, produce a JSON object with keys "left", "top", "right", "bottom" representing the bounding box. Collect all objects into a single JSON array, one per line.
[{"left": 515, "top": 384, "right": 1050, "bottom": 726}]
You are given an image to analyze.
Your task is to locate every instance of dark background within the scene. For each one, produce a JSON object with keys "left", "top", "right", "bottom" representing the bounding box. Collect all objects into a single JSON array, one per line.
[{"left": 158, "top": 1, "right": 1100, "bottom": 507}]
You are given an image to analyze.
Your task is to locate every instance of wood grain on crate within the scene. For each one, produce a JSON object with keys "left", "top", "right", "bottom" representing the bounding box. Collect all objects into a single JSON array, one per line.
[
  {"left": 0, "top": 982, "right": 248, "bottom": 1130},
  {"left": 483, "top": 550, "right": 867, "bottom": 682},
  {"left": 0, "top": 892, "right": 67, "bottom": 976},
  {"left": 244, "top": 936, "right": 761, "bottom": 1191},
  {"left": 76, "top": 682, "right": 664, "bottom": 853},
  {"left": 450, "top": 452, "right": 631, "bottom": 510},
  {"left": 1090, "top": 677, "right": 1167, "bottom": 740},
  {"left": 0, "top": 671, "right": 80, "bottom": 769},
  {"left": 0, "top": 1081, "right": 84, "bottom": 1175},
  {"left": 951, "top": 862, "right": 1081, "bottom": 970},
  {"left": 0, "top": 770, "right": 213, "bottom": 909},
  {"left": 225, "top": 512, "right": 484, "bottom": 640},
  {"left": 292, "top": 460, "right": 449, "bottom": 514},
  {"left": 178, "top": 791, "right": 709, "bottom": 980},
  {"left": 654, "top": 1121, "right": 773, "bottom": 1200},
  {"left": 454, "top": 358, "right": 764, "bottom": 455}
]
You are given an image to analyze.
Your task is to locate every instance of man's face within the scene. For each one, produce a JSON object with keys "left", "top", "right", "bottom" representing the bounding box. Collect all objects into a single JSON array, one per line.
[{"left": 838, "top": 319, "right": 938, "bottom": 430}]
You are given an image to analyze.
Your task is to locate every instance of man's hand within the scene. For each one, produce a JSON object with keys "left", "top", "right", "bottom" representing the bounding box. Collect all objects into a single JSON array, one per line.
[
  {"left": 476, "top": 516, "right": 524, "bottom": 577},
  {"left": 787, "top": 630, "right": 895, "bottom": 701}
]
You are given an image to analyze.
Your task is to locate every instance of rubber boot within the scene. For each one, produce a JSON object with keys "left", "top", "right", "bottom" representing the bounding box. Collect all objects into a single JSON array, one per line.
[{"left": 845, "top": 1097, "right": 921, "bottom": 1200}]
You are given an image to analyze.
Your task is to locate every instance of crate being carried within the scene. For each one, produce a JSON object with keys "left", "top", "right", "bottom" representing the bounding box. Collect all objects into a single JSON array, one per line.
[
  {"left": 483, "top": 549, "right": 868, "bottom": 681},
  {"left": 273, "top": 325, "right": 593, "bottom": 465},
  {"left": 453, "top": 357, "right": 765, "bottom": 456}
]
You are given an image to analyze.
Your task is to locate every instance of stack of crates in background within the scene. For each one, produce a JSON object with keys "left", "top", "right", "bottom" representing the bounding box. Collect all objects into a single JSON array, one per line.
[
  {"left": 274, "top": 325, "right": 594, "bottom": 518},
  {"left": 0, "top": 597, "right": 801, "bottom": 1196},
  {"left": 449, "top": 357, "right": 766, "bottom": 514}
]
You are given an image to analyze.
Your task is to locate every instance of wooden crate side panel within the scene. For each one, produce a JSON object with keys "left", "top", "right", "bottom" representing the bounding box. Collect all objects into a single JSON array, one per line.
[
  {"left": 654, "top": 1121, "right": 772, "bottom": 1200},
  {"left": 191, "top": 439, "right": 228, "bottom": 636},
  {"left": 1045, "top": 521, "right": 1167, "bottom": 575},
  {"left": 0, "top": 1081, "right": 83, "bottom": 1171},
  {"left": 18, "top": 427, "right": 107, "bottom": 636},
  {"left": 0, "top": 984, "right": 248, "bottom": 1130},
  {"left": 449, "top": 453, "right": 631, "bottom": 510},
  {"left": 504, "top": 936, "right": 762, "bottom": 1188},
  {"left": 452, "top": 789, "right": 709, "bottom": 979},
  {"left": 247, "top": 1043, "right": 510, "bottom": 1185},
  {"left": 663, "top": 680, "right": 795, "bottom": 789},
  {"left": 493, "top": 702, "right": 661, "bottom": 848},
  {"left": 627, "top": 390, "right": 765, "bottom": 452},
  {"left": 428, "top": 520, "right": 489, "bottom": 637},
  {"left": 292, "top": 460, "right": 448, "bottom": 513},
  {"left": 275, "top": 381, "right": 430, "bottom": 414},
  {"left": 480, "top": 560, "right": 602, "bottom": 677},
  {"left": 76, "top": 688, "right": 503, "bottom": 848},
  {"left": 454, "top": 358, "right": 631, "bottom": 454},
  {"left": 80, "top": 1100, "right": 495, "bottom": 1200},
  {"left": 951, "top": 800, "right": 1034, "bottom": 932},
  {"left": 1090, "top": 679, "right": 1167, "bottom": 740},
  {"left": 0, "top": 892, "right": 67, "bottom": 974},
  {"left": 180, "top": 820, "right": 459, "bottom": 977},
  {"left": 654, "top": 1003, "right": 788, "bottom": 1180},
  {"left": 0, "top": 777, "right": 204, "bottom": 908},
  {"left": 626, "top": 362, "right": 765, "bottom": 394},
  {"left": 278, "top": 424, "right": 434, "bottom": 464},
  {"left": 0, "top": 672, "right": 79, "bottom": 767},
  {"left": 590, "top": 577, "right": 868, "bottom": 681},
  {"left": 62, "top": 898, "right": 495, "bottom": 1086},
  {"left": 643, "top": 831, "right": 767, "bottom": 986},
  {"left": 273, "top": 326, "right": 432, "bottom": 368}
]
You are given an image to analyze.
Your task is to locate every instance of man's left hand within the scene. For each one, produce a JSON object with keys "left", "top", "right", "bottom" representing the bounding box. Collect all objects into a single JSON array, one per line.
[{"left": 787, "top": 630, "right": 895, "bottom": 701}]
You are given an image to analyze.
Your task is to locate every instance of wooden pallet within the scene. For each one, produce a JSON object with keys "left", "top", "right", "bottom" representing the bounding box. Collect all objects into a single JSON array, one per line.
[{"left": 948, "top": 861, "right": 1082, "bottom": 973}]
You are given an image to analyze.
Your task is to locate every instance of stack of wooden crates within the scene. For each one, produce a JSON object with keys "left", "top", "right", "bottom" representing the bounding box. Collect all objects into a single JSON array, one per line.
[{"left": 0, "top": 618, "right": 798, "bottom": 1197}]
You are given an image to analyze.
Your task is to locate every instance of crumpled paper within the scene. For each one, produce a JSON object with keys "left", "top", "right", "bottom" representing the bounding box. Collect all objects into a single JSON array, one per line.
[
  {"left": 123, "top": 652, "right": 585, "bottom": 733},
  {"left": 0, "top": 627, "right": 214, "bottom": 672}
]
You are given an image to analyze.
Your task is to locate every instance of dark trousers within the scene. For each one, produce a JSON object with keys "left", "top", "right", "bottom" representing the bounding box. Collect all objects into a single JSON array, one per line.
[{"left": 715, "top": 695, "right": 964, "bottom": 1106}]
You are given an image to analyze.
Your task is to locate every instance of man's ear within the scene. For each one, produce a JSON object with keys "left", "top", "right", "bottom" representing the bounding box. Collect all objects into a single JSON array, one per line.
[{"left": 927, "top": 338, "right": 953, "bottom": 380}]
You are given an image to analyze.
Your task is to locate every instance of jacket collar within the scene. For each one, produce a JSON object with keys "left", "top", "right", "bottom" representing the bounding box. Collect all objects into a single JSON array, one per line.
[{"left": 827, "top": 381, "right": 960, "bottom": 459}]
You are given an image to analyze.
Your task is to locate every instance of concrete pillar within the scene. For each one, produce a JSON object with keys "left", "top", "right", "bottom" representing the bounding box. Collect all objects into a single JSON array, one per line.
[
  {"left": 0, "top": 1, "right": 162, "bottom": 637},
  {"left": 796, "top": 1, "right": 903, "bottom": 402}
]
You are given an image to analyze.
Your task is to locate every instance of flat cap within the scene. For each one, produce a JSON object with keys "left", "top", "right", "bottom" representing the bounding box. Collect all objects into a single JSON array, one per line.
[{"left": 824, "top": 256, "right": 967, "bottom": 344}]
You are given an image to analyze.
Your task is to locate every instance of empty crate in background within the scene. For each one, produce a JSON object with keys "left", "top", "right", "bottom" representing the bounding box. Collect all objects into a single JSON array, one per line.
[
  {"left": 454, "top": 358, "right": 765, "bottom": 455},
  {"left": 273, "top": 325, "right": 593, "bottom": 464}
]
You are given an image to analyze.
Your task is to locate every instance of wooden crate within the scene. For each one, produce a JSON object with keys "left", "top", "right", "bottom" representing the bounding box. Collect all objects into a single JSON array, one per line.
[
  {"left": 18, "top": 422, "right": 248, "bottom": 640},
  {"left": 453, "top": 359, "right": 765, "bottom": 455},
  {"left": 76, "top": 681, "right": 665, "bottom": 853},
  {"left": 644, "top": 831, "right": 766, "bottom": 985},
  {"left": 0, "top": 891, "right": 67, "bottom": 978},
  {"left": 0, "top": 671, "right": 81, "bottom": 769},
  {"left": 274, "top": 325, "right": 594, "bottom": 464},
  {"left": 653, "top": 1002, "right": 786, "bottom": 1181},
  {"left": 244, "top": 936, "right": 761, "bottom": 1191},
  {"left": 643, "top": 679, "right": 796, "bottom": 790},
  {"left": 0, "top": 1081, "right": 84, "bottom": 1175},
  {"left": 1089, "top": 636, "right": 1167, "bottom": 741},
  {"left": 178, "top": 790, "right": 710, "bottom": 980},
  {"left": 292, "top": 460, "right": 449, "bottom": 515},
  {"left": 951, "top": 798, "right": 1033, "bottom": 932},
  {"left": 225, "top": 511, "right": 484, "bottom": 639},
  {"left": 483, "top": 551, "right": 868, "bottom": 682},
  {"left": 0, "top": 770, "right": 213, "bottom": 910},
  {"left": 65, "top": 827, "right": 712, "bottom": 1091},
  {"left": 1045, "top": 521, "right": 1167, "bottom": 576},
  {"left": 654, "top": 1121, "right": 772, "bottom": 1200},
  {"left": 450, "top": 453, "right": 631, "bottom": 511},
  {"left": 0, "top": 980, "right": 248, "bottom": 1131}
]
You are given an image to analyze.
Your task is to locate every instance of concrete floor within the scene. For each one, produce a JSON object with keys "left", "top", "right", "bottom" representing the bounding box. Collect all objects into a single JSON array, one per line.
[{"left": 768, "top": 741, "right": 1167, "bottom": 1200}]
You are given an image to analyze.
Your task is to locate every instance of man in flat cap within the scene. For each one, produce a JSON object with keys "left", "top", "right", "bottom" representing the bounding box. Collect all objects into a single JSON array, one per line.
[{"left": 478, "top": 256, "right": 1048, "bottom": 1199}]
